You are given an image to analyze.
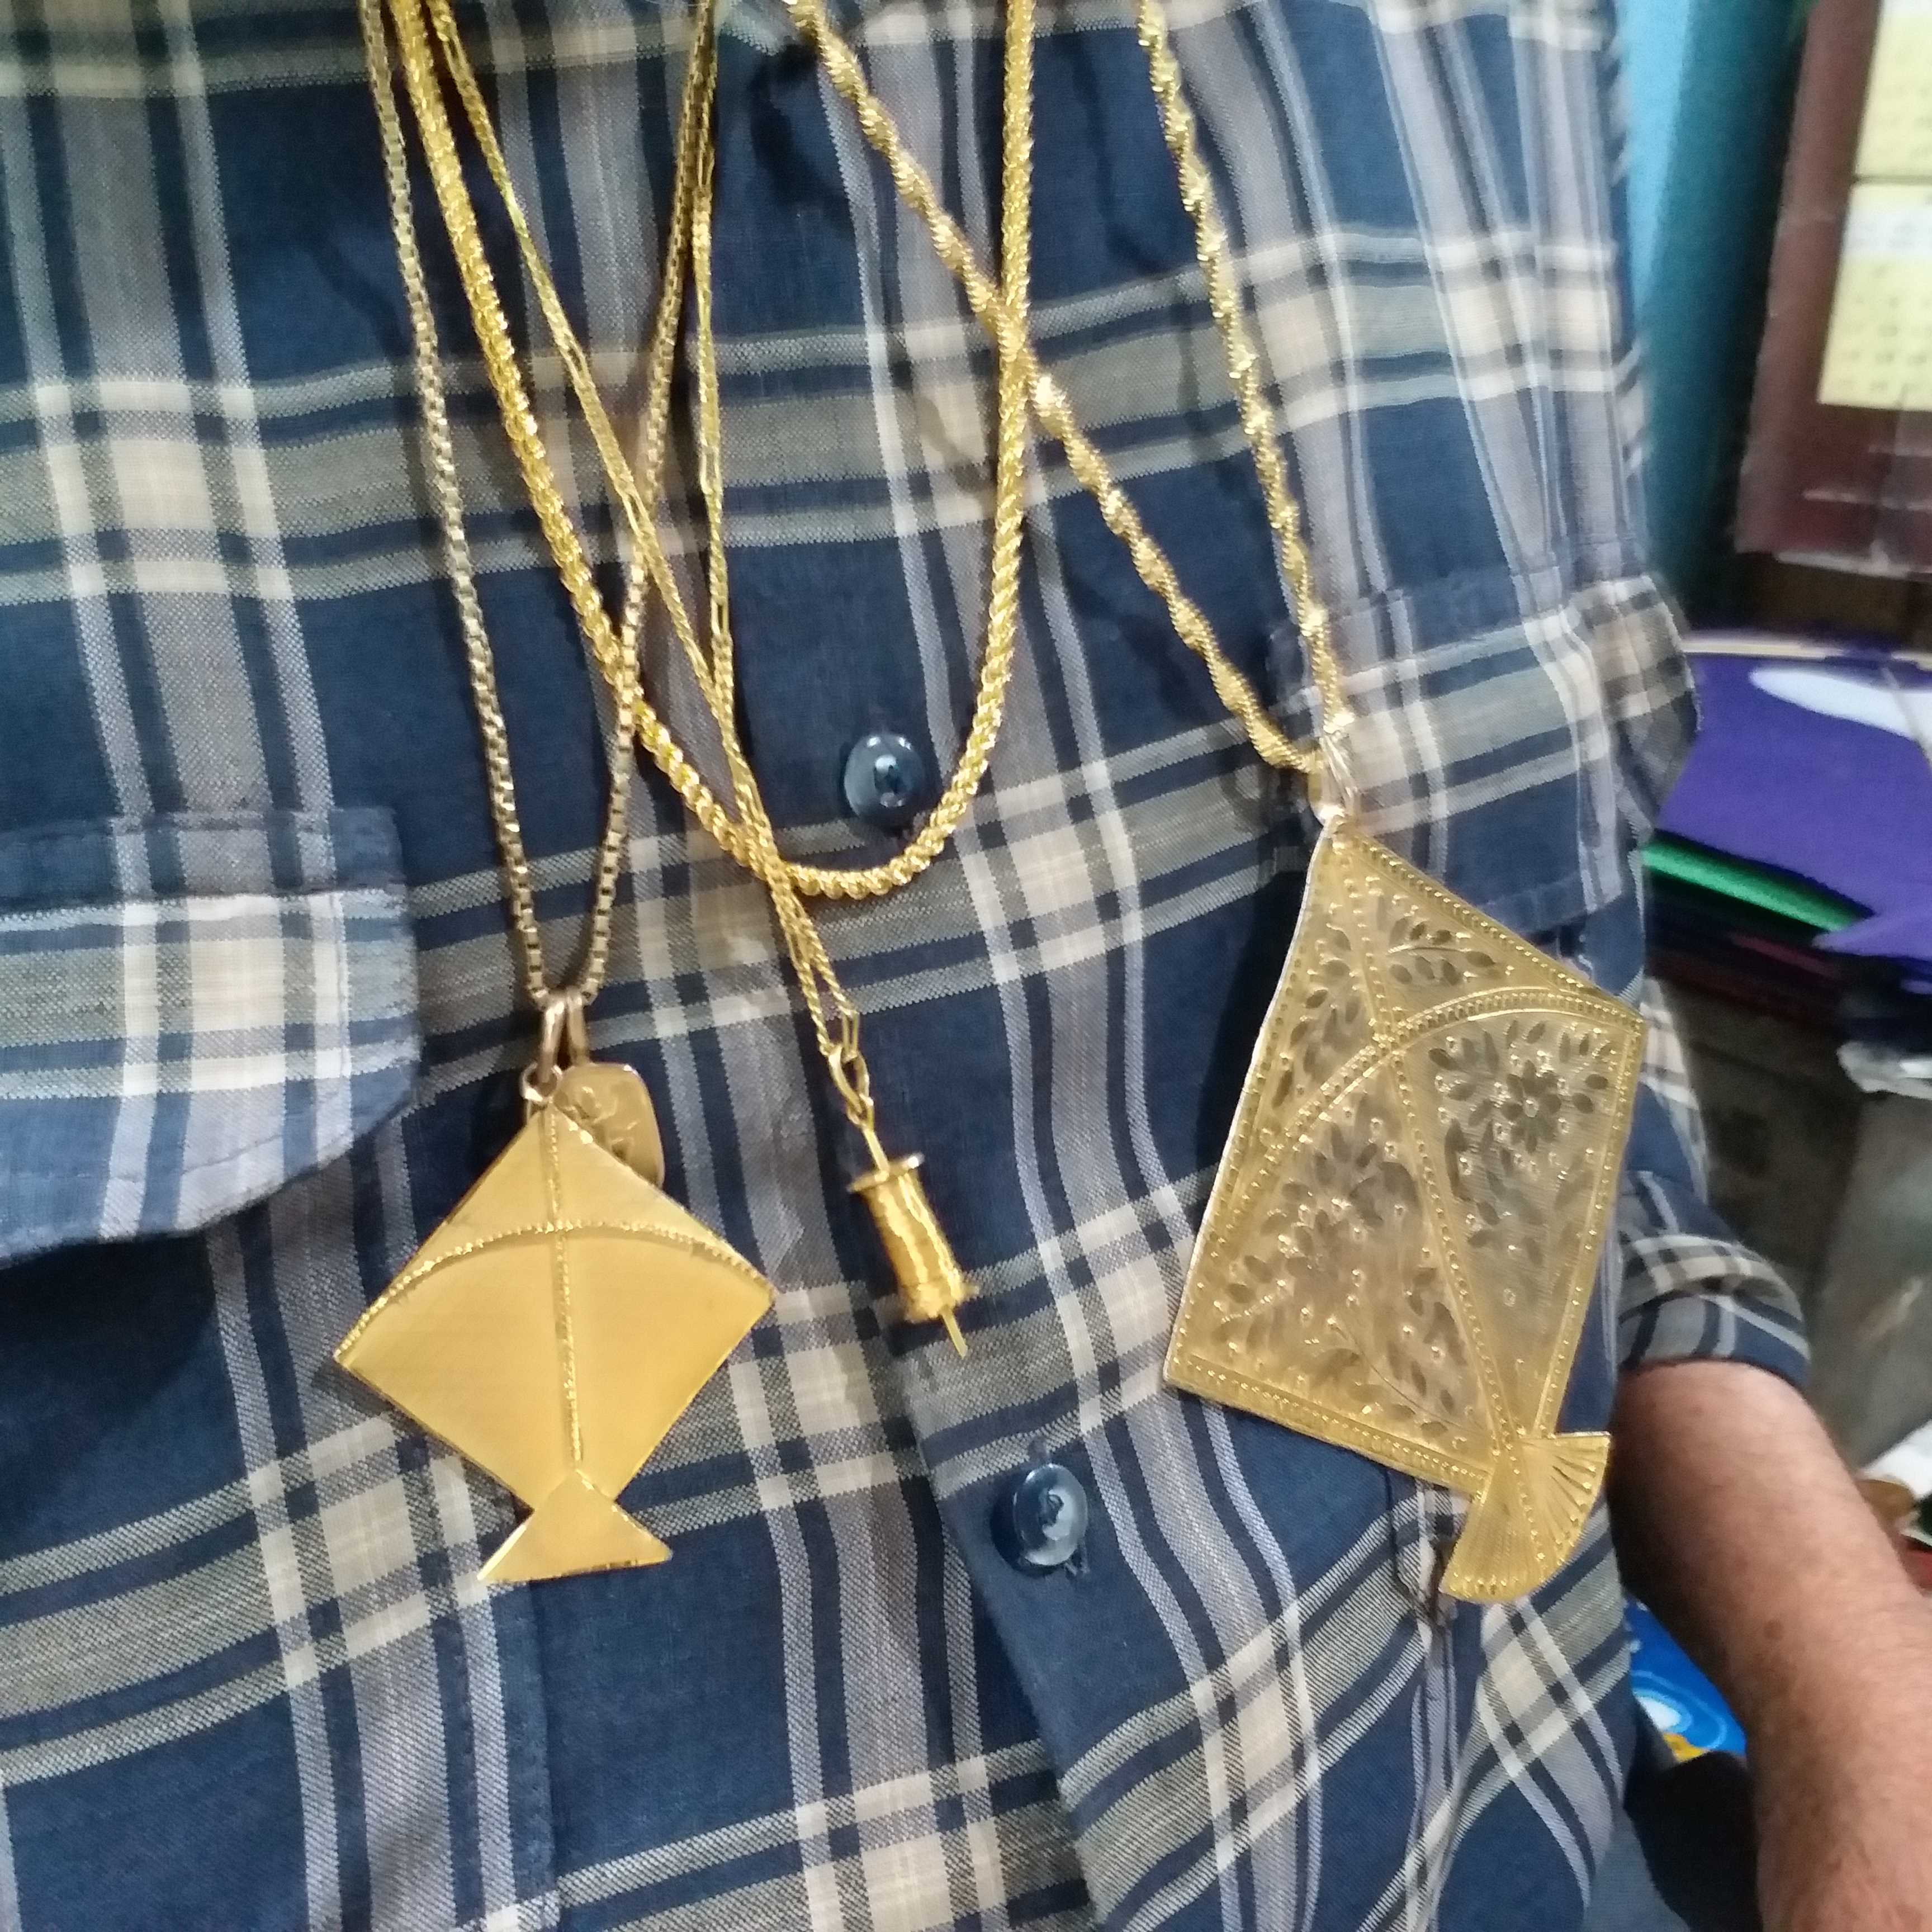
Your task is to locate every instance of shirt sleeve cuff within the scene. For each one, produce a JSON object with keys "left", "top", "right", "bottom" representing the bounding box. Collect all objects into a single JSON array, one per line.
[{"left": 1615, "top": 1090, "right": 1810, "bottom": 1390}]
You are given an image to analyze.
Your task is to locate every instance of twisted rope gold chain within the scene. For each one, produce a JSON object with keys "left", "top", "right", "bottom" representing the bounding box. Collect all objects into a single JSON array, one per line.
[
  {"left": 565, "top": 0, "right": 1353, "bottom": 784},
  {"left": 372, "top": 0, "right": 1032, "bottom": 1147},
  {"left": 779, "top": 0, "right": 1351, "bottom": 777}
]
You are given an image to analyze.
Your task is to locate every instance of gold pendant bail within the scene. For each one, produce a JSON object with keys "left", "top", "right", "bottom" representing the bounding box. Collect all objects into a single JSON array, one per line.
[
  {"left": 851, "top": 1122, "right": 973, "bottom": 1355},
  {"left": 1309, "top": 704, "right": 1359, "bottom": 827},
  {"left": 522, "top": 988, "right": 591, "bottom": 1111}
]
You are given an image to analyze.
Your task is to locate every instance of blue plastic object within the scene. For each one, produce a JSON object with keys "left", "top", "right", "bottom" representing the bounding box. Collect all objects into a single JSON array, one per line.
[{"left": 1627, "top": 1598, "right": 1746, "bottom": 1758}]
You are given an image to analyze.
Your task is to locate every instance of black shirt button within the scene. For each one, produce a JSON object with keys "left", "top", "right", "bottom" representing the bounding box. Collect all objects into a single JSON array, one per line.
[
  {"left": 996, "top": 1462, "right": 1091, "bottom": 1574},
  {"left": 842, "top": 731, "right": 927, "bottom": 832}
]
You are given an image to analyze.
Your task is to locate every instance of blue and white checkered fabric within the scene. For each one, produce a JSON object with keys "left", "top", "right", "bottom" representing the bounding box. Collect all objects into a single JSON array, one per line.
[
  {"left": 0, "top": 1, "right": 1804, "bottom": 1928},
  {"left": 0, "top": 809, "right": 418, "bottom": 1259}
]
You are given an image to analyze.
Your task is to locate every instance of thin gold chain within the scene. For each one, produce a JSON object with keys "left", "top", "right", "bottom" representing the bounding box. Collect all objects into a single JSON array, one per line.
[
  {"left": 397, "top": 0, "right": 1349, "bottom": 856},
  {"left": 409, "top": 0, "right": 1032, "bottom": 906},
  {"left": 782, "top": 0, "right": 1352, "bottom": 779},
  {"left": 358, "top": 0, "right": 640, "bottom": 1017},
  {"left": 1126, "top": 0, "right": 1347, "bottom": 744}
]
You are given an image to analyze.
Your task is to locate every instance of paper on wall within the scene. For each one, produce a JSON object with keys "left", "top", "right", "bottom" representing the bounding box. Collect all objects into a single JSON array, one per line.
[{"left": 1818, "top": 184, "right": 1932, "bottom": 410}]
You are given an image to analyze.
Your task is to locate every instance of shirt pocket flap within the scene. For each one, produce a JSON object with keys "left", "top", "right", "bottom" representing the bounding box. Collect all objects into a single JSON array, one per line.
[{"left": 0, "top": 808, "right": 419, "bottom": 1265}]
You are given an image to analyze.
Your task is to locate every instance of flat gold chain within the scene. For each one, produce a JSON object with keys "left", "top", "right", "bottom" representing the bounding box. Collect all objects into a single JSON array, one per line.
[{"left": 358, "top": 0, "right": 639, "bottom": 1017}]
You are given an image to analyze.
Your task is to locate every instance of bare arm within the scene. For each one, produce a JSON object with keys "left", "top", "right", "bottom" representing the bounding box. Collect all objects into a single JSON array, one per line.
[{"left": 1611, "top": 1358, "right": 1932, "bottom": 1932}]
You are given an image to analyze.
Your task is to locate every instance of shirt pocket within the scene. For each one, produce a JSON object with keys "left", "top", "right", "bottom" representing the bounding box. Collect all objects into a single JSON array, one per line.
[
  {"left": 1271, "top": 561, "right": 1692, "bottom": 936},
  {"left": 0, "top": 808, "right": 419, "bottom": 1265}
]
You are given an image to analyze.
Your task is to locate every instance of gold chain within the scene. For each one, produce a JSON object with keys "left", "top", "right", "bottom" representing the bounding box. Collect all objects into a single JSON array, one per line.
[
  {"left": 397, "top": 0, "right": 1348, "bottom": 854},
  {"left": 357, "top": 0, "right": 640, "bottom": 1026},
  {"left": 365, "top": 0, "right": 1352, "bottom": 1339},
  {"left": 1126, "top": 0, "right": 1347, "bottom": 745},
  {"left": 378, "top": 0, "right": 868, "bottom": 1135},
  {"left": 782, "top": 0, "right": 1352, "bottom": 781},
  {"left": 375, "top": 0, "right": 1035, "bottom": 1229},
  {"left": 405, "top": 0, "right": 1031, "bottom": 906}
]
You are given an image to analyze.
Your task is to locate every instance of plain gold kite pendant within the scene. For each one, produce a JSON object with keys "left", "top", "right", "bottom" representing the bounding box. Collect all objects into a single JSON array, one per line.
[
  {"left": 1166, "top": 817, "right": 1645, "bottom": 1603},
  {"left": 337, "top": 1063, "right": 773, "bottom": 1585}
]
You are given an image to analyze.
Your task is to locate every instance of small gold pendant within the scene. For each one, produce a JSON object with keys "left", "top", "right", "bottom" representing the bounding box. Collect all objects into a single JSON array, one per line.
[
  {"left": 851, "top": 1147, "right": 972, "bottom": 1354},
  {"left": 1166, "top": 818, "right": 1643, "bottom": 1602},
  {"left": 338, "top": 1062, "right": 773, "bottom": 1584}
]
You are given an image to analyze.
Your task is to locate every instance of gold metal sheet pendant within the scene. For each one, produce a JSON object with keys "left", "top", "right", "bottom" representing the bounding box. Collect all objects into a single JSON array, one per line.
[
  {"left": 1166, "top": 819, "right": 1644, "bottom": 1602},
  {"left": 338, "top": 1064, "right": 773, "bottom": 1584}
]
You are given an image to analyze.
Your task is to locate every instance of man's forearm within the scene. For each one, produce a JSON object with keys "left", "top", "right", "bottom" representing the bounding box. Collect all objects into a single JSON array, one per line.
[
  {"left": 1609, "top": 1357, "right": 1932, "bottom": 1931},
  {"left": 1609, "top": 1358, "right": 1929, "bottom": 1739}
]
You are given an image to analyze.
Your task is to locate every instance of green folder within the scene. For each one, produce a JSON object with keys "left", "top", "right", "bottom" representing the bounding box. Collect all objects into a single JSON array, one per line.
[{"left": 1642, "top": 837, "right": 1862, "bottom": 934}]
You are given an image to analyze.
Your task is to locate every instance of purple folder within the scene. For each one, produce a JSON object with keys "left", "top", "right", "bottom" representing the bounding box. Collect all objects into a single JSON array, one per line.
[{"left": 1660, "top": 642, "right": 1932, "bottom": 974}]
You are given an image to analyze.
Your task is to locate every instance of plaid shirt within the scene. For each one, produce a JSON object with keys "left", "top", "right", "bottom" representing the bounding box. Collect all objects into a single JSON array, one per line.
[{"left": 0, "top": 1, "right": 1805, "bottom": 1927}]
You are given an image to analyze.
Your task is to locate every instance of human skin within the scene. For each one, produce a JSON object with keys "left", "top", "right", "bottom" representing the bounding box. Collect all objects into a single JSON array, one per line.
[{"left": 1611, "top": 1358, "right": 1932, "bottom": 1932}]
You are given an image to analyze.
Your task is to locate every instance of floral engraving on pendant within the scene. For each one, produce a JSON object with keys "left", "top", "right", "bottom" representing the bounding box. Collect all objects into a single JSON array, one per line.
[
  {"left": 1266, "top": 910, "right": 1370, "bottom": 1105},
  {"left": 1212, "top": 1089, "right": 1474, "bottom": 1446},
  {"left": 1421, "top": 1016, "right": 1626, "bottom": 1421},
  {"left": 1370, "top": 888, "right": 1506, "bottom": 1010},
  {"left": 1429, "top": 1021, "right": 1619, "bottom": 1268}
]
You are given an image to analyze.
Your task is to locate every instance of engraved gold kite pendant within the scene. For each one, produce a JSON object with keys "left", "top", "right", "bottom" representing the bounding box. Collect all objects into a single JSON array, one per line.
[
  {"left": 338, "top": 1063, "right": 773, "bottom": 1584},
  {"left": 1166, "top": 818, "right": 1644, "bottom": 1602}
]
